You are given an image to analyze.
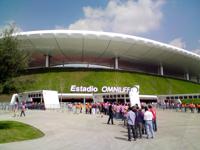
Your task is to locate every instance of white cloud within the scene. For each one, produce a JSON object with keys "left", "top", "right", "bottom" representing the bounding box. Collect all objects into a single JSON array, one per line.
[
  {"left": 169, "top": 38, "right": 186, "bottom": 49},
  {"left": 67, "top": 0, "right": 165, "bottom": 34}
]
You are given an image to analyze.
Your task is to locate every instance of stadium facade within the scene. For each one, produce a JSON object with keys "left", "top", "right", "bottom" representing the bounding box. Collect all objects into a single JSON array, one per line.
[{"left": 16, "top": 30, "right": 200, "bottom": 83}]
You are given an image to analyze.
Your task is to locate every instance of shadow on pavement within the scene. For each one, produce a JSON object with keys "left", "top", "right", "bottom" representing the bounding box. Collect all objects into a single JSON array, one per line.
[{"left": 115, "top": 136, "right": 128, "bottom": 141}]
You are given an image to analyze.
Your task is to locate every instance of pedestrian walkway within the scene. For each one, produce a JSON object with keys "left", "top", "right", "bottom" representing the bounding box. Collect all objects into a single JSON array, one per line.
[{"left": 0, "top": 109, "right": 200, "bottom": 150}]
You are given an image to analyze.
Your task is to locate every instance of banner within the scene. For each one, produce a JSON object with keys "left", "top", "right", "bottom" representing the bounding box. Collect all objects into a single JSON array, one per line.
[{"left": 129, "top": 85, "right": 140, "bottom": 108}]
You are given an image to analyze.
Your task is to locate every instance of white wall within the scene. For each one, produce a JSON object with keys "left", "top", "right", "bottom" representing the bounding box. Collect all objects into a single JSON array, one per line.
[{"left": 43, "top": 90, "right": 60, "bottom": 109}]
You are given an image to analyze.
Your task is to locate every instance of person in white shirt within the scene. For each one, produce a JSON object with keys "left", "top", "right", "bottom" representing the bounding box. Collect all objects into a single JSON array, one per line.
[{"left": 144, "top": 107, "right": 154, "bottom": 139}]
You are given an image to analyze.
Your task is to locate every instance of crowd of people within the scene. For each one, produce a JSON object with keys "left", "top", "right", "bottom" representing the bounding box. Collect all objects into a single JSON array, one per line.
[
  {"left": 10, "top": 99, "right": 200, "bottom": 142},
  {"left": 12, "top": 100, "right": 158, "bottom": 141},
  {"left": 158, "top": 102, "right": 200, "bottom": 113},
  {"left": 67, "top": 102, "right": 157, "bottom": 141},
  {"left": 106, "top": 103, "right": 157, "bottom": 141}
]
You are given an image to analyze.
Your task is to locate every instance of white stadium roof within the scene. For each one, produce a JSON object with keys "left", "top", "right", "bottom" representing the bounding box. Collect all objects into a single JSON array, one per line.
[{"left": 14, "top": 30, "right": 200, "bottom": 81}]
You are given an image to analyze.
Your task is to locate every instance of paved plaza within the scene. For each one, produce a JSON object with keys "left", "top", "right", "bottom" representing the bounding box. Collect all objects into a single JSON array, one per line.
[{"left": 0, "top": 109, "right": 200, "bottom": 150}]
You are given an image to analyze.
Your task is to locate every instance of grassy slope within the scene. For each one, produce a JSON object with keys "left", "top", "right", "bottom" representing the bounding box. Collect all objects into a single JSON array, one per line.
[
  {"left": 15, "top": 70, "right": 200, "bottom": 95},
  {"left": 0, "top": 121, "right": 44, "bottom": 143}
]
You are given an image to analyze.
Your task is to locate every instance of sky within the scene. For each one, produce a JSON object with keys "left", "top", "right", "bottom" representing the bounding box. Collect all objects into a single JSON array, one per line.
[{"left": 0, "top": 0, "right": 200, "bottom": 53}]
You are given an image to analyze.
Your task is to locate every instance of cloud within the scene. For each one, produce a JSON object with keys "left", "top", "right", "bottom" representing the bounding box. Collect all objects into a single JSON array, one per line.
[
  {"left": 169, "top": 38, "right": 186, "bottom": 49},
  {"left": 67, "top": 0, "right": 165, "bottom": 34}
]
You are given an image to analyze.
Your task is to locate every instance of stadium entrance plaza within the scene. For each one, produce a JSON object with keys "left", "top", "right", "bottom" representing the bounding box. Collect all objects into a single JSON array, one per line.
[{"left": 0, "top": 109, "right": 199, "bottom": 150}]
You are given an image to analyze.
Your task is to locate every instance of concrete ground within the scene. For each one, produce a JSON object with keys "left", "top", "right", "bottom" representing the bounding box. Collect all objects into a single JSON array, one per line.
[{"left": 0, "top": 109, "right": 200, "bottom": 150}]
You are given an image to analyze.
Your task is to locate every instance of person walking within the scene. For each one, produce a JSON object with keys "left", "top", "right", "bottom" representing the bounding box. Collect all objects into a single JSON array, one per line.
[
  {"left": 20, "top": 102, "right": 26, "bottom": 117},
  {"left": 127, "top": 106, "right": 137, "bottom": 141},
  {"left": 13, "top": 101, "right": 19, "bottom": 117},
  {"left": 144, "top": 107, "right": 154, "bottom": 139},
  {"left": 107, "top": 104, "right": 114, "bottom": 125}
]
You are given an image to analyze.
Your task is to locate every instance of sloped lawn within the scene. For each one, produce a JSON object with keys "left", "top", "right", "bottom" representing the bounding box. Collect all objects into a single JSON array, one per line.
[{"left": 0, "top": 121, "right": 44, "bottom": 144}]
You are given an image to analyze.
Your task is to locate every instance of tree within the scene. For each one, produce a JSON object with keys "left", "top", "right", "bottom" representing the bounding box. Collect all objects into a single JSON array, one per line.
[{"left": 0, "top": 24, "right": 29, "bottom": 84}]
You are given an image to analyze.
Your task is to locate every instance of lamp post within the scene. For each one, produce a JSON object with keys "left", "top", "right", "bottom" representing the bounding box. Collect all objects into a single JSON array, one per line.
[{"left": 60, "top": 79, "right": 64, "bottom": 111}]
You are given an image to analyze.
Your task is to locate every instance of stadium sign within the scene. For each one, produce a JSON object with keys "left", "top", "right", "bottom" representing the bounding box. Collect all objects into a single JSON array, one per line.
[{"left": 70, "top": 85, "right": 136, "bottom": 93}]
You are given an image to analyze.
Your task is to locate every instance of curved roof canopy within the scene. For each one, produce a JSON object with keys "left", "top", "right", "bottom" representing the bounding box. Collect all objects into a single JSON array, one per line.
[{"left": 15, "top": 30, "right": 200, "bottom": 78}]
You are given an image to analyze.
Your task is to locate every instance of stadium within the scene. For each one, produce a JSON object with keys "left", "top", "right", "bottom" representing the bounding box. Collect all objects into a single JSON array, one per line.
[
  {"left": 17, "top": 30, "right": 200, "bottom": 82},
  {"left": 9, "top": 30, "right": 200, "bottom": 107}
]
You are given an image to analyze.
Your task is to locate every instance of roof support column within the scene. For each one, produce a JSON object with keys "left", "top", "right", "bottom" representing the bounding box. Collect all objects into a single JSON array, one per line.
[
  {"left": 124, "top": 94, "right": 126, "bottom": 104},
  {"left": 62, "top": 61, "right": 65, "bottom": 67},
  {"left": 158, "top": 63, "right": 164, "bottom": 76},
  {"left": 185, "top": 72, "right": 190, "bottom": 80},
  {"left": 45, "top": 55, "right": 51, "bottom": 68},
  {"left": 114, "top": 57, "right": 119, "bottom": 70},
  {"left": 83, "top": 97, "right": 86, "bottom": 113}
]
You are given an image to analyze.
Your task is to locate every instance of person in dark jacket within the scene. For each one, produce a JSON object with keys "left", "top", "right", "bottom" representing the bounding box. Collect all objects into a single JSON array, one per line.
[
  {"left": 107, "top": 104, "right": 114, "bottom": 125},
  {"left": 135, "top": 107, "right": 144, "bottom": 138}
]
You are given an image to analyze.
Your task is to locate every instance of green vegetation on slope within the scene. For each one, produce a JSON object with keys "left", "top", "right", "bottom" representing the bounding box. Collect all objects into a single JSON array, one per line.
[
  {"left": 11, "top": 71, "right": 200, "bottom": 94},
  {"left": 1, "top": 70, "right": 200, "bottom": 101},
  {"left": 0, "top": 121, "right": 44, "bottom": 143}
]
